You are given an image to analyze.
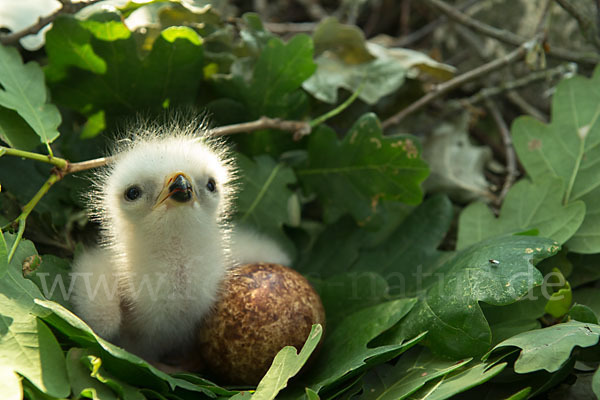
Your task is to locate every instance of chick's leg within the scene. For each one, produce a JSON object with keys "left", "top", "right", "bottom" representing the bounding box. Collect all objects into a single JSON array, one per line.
[{"left": 70, "top": 247, "right": 122, "bottom": 340}]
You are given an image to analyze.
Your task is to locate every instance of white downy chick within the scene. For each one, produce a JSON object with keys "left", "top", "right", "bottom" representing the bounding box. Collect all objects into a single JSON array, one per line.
[{"left": 71, "top": 121, "right": 290, "bottom": 361}]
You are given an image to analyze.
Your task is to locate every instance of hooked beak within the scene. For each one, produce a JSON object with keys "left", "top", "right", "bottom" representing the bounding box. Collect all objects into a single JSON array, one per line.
[{"left": 154, "top": 172, "right": 195, "bottom": 208}]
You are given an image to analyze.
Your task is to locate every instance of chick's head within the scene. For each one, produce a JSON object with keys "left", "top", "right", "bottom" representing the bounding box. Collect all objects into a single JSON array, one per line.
[{"left": 92, "top": 127, "right": 235, "bottom": 244}]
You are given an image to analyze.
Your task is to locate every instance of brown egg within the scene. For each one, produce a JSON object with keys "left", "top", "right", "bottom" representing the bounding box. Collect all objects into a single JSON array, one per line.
[{"left": 197, "top": 263, "right": 326, "bottom": 385}]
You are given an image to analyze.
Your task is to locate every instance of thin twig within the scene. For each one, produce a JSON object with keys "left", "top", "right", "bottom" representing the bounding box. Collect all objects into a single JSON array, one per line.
[
  {"left": 263, "top": 22, "right": 317, "bottom": 34},
  {"left": 400, "top": 0, "right": 412, "bottom": 37},
  {"left": 7, "top": 174, "right": 60, "bottom": 262},
  {"left": 296, "top": 0, "right": 328, "bottom": 20},
  {"left": 485, "top": 99, "right": 518, "bottom": 206},
  {"left": 0, "top": 0, "right": 102, "bottom": 45},
  {"left": 450, "top": 63, "right": 576, "bottom": 109},
  {"left": 393, "top": 0, "right": 482, "bottom": 47},
  {"left": 382, "top": 36, "right": 540, "bottom": 129},
  {"left": 555, "top": 0, "right": 600, "bottom": 50},
  {"left": 210, "top": 117, "right": 311, "bottom": 140},
  {"left": 65, "top": 157, "right": 113, "bottom": 175},
  {"left": 423, "top": 0, "right": 600, "bottom": 65},
  {"left": 309, "top": 84, "right": 363, "bottom": 130},
  {"left": 0, "top": 146, "right": 68, "bottom": 169},
  {"left": 534, "top": 0, "right": 554, "bottom": 36},
  {"left": 505, "top": 91, "right": 548, "bottom": 122}
]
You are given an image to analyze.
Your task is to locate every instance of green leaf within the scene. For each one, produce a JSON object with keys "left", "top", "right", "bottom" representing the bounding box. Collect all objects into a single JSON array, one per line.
[
  {"left": 27, "top": 254, "right": 73, "bottom": 308},
  {"left": 44, "top": 15, "right": 107, "bottom": 82},
  {"left": 567, "top": 304, "right": 598, "bottom": 324},
  {"left": 357, "top": 347, "right": 471, "bottom": 400},
  {"left": 0, "top": 155, "right": 87, "bottom": 226},
  {"left": 296, "top": 197, "right": 442, "bottom": 283},
  {"left": 544, "top": 280, "right": 572, "bottom": 318},
  {"left": 231, "top": 391, "right": 253, "bottom": 400},
  {"left": 406, "top": 359, "right": 507, "bottom": 400},
  {"left": 573, "top": 287, "right": 600, "bottom": 317},
  {"left": 482, "top": 287, "right": 547, "bottom": 345},
  {"left": 0, "top": 44, "right": 61, "bottom": 147},
  {"left": 303, "top": 18, "right": 453, "bottom": 105},
  {"left": 352, "top": 195, "right": 453, "bottom": 296},
  {"left": 295, "top": 217, "right": 365, "bottom": 277},
  {"left": 303, "top": 298, "right": 425, "bottom": 392},
  {"left": 0, "top": 107, "right": 40, "bottom": 151},
  {"left": 235, "top": 154, "right": 297, "bottom": 249},
  {"left": 305, "top": 387, "right": 320, "bottom": 400},
  {"left": 47, "top": 14, "right": 204, "bottom": 118},
  {"left": 209, "top": 17, "right": 314, "bottom": 154},
  {"left": 35, "top": 299, "right": 218, "bottom": 397},
  {"left": 238, "top": 13, "right": 276, "bottom": 55},
  {"left": 505, "top": 388, "right": 532, "bottom": 400},
  {"left": 512, "top": 66, "right": 600, "bottom": 253},
  {"left": 311, "top": 272, "right": 389, "bottom": 328},
  {"left": 80, "top": 109, "right": 106, "bottom": 139},
  {"left": 244, "top": 34, "right": 316, "bottom": 117},
  {"left": 489, "top": 321, "right": 600, "bottom": 373},
  {"left": 303, "top": 54, "right": 408, "bottom": 105},
  {"left": 311, "top": 18, "right": 374, "bottom": 63},
  {"left": 298, "top": 113, "right": 429, "bottom": 224},
  {"left": 593, "top": 366, "right": 600, "bottom": 398},
  {"left": 82, "top": 349, "right": 145, "bottom": 400},
  {"left": 67, "top": 348, "right": 118, "bottom": 400},
  {"left": 385, "top": 235, "right": 559, "bottom": 358},
  {"left": 0, "top": 237, "right": 69, "bottom": 398},
  {"left": 253, "top": 324, "right": 323, "bottom": 400},
  {"left": 457, "top": 176, "right": 585, "bottom": 249},
  {"left": 80, "top": 15, "right": 131, "bottom": 41}
]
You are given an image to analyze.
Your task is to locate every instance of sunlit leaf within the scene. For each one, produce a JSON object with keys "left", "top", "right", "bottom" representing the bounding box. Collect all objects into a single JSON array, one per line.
[
  {"left": 253, "top": 324, "right": 323, "bottom": 400},
  {"left": 489, "top": 321, "right": 600, "bottom": 373},
  {"left": 0, "top": 44, "right": 61, "bottom": 147}
]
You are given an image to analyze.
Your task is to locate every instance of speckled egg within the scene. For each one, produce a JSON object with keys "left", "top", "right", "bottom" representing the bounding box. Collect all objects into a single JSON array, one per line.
[{"left": 197, "top": 263, "right": 326, "bottom": 385}]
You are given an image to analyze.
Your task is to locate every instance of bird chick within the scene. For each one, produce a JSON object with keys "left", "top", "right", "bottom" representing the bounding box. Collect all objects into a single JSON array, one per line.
[{"left": 70, "top": 121, "right": 289, "bottom": 361}]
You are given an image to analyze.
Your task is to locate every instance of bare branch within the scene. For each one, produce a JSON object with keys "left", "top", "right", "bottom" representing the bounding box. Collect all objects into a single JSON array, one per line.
[
  {"left": 485, "top": 99, "right": 518, "bottom": 206},
  {"left": 505, "top": 91, "right": 548, "bottom": 123},
  {"left": 556, "top": 0, "right": 600, "bottom": 50},
  {"left": 64, "top": 156, "right": 114, "bottom": 175},
  {"left": 210, "top": 117, "right": 311, "bottom": 140},
  {"left": 0, "top": 0, "right": 103, "bottom": 46},
  {"left": 423, "top": 0, "right": 600, "bottom": 65},
  {"left": 263, "top": 22, "right": 317, "bottom": 34},
  {"left": 393, "top": 0, "right": 482, "bottom": 47},
  {"left": 450, "top": 63, "right": 576, "bottom": 110},
  {"left": 382, "top": 37, "right": 539, "bottom": 129},
  {"left": 296, "top": 0, "right": 328, "bottom": 20},
  {"left": 534, "top": 0, "right": 554, "bottom": 35}
]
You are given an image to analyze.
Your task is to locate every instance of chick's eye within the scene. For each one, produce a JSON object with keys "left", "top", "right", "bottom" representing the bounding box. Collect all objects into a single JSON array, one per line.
[
  {"left": 206, "top": 178, "right": 216, "bottom": 192},
  {"left": 124, "top": 186, "right": 142, "bottom": 201}
]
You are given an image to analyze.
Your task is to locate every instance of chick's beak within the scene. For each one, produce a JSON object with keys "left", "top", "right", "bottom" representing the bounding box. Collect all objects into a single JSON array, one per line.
[{"left": 154, "top": 172, "right": 195, "bottom": 207}]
